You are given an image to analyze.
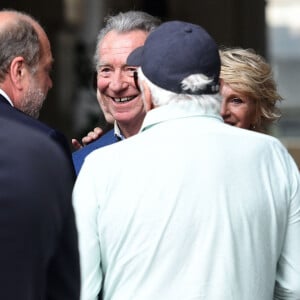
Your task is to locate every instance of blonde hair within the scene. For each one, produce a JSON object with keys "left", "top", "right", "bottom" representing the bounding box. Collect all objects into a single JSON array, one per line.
[{"left": 220, "top": 47, "right": 283, "bottom": 132}]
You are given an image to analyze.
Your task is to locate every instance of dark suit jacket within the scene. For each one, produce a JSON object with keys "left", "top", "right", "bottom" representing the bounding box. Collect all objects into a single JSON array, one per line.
[
  {"left": 0, "top": 116, "right": 80, "bottom": 300},
  {"left": 0, "top": 94, "right": 75, "bottom": 177},
  {"left": 72, "top": 128, "right": 119, "bottom": 175}
]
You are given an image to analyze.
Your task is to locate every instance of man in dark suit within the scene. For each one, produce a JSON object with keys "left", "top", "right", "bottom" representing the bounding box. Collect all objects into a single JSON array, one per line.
[
  {"left": 0, "top": 9, "right": 74, "bottom": 174},
  {"left": 0, "top": 9, "right": 80, "bottom": 299},
  {"left": 0, "top": 115, "right": 80, "bottom": 300}
]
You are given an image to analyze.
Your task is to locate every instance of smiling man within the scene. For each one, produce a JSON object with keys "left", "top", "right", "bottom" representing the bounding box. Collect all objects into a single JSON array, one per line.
[
  {"left": 72, "top": 11, "right": 161, "bottom": 174},
  {"left": 96, "top": 29, "right": 147, "bottom": 137}
]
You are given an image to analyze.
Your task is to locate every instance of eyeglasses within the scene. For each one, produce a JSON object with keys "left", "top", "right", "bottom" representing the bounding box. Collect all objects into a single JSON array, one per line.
[
  {"left": 92, "top": 69, "right": 140, "bottom": 92},
  {"left": 133, "top": 71, "right": 140, "bottom": 92}
]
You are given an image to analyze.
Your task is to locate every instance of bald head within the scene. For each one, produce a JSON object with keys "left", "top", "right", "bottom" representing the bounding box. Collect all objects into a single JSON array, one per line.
[
  {"left": 0, "top": 9, "right": 50, "bottom": 53},
  {"left": 0, "top": 9, "right": 41, "bottom": 29},
  {"left": 0, "top": 9, "right": 53, "bottom": 117},
  {"left": 0, "top": 10, "right": 42, "bottom": 80}
]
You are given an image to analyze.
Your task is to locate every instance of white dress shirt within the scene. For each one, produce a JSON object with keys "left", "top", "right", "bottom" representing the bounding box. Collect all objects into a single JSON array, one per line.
[
  {"left": 73, "top": 102, "right": 300, "bottom": 300},
  {"left": 0, "top": 89, "right": 14, "bottom": 106}
]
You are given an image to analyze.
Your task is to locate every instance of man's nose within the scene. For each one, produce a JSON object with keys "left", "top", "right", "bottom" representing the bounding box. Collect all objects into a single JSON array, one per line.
[{"left": 109, "top": 71, "right": 130, "bottom": 92}]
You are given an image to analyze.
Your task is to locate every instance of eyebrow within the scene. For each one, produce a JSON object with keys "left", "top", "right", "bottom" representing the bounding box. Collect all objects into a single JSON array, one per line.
[{"left": 98, "top": 63, "right": 136, "bottom": 69}]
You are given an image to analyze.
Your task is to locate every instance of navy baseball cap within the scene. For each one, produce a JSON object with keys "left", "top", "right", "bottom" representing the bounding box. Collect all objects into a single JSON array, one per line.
[{"left": 127, "top": 20, "right": 220, "bottom": 95}]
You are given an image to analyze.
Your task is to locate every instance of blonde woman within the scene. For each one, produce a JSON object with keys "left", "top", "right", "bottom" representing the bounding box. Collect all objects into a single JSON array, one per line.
[{"left": 220, "top": 47, "right": 283, "bottom": 133}]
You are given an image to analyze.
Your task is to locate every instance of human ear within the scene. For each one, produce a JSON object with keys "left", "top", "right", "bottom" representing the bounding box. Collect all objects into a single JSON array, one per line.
[{"left": 9, "top": 56, "right": 27, "bottom": 89}]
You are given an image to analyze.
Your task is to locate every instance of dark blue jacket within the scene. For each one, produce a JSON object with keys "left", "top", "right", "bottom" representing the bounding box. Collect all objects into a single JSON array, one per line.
[
  {"left": 0, "top": 104, "right": 80, "bottom": 300},
  {"left": 0, "top": 94, "right": 75, "bottom": 178},
  {"left": 72, "top": 129, "right": 119, "bottom": 175}
]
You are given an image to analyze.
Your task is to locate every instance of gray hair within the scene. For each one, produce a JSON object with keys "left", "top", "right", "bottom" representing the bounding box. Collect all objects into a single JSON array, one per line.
[
  {"left": 0, "top": 15, "right": 40, "bottom": 81},
  {"left": 138, "top": 68, "right": 221, "bottom": 114},
  {"left": 94, "top": 11, "right": 161, "bottom": 69}
]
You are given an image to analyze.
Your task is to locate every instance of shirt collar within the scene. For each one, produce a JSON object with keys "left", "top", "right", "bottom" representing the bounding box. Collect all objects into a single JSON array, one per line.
[
  {"left": 114, "top": 121, "right": 126, "bottom": 140},
  {"left": 140, "top": 102, "right": 223, "bottom": 132},
  {"left": 0, "top": 89, "right": 14, "bottom": 106}
]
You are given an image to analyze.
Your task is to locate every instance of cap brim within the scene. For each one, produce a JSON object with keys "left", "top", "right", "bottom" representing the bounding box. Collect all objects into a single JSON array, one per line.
[{"left": 127, "top": 46, "right": 144, "bottom": 66}]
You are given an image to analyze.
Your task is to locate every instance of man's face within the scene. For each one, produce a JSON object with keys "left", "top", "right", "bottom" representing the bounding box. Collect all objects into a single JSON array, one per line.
[
  {"left": 96, "top": 30, "right": 148, "bottom": 129},
  {"left": 21, "top": 32, "right": 53, "bottom": 118}
]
